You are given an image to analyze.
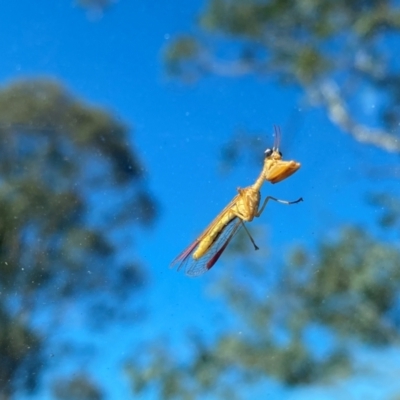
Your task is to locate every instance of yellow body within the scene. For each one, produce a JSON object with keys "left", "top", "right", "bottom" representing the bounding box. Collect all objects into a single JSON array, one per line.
[{"left": 192, "top": 150, "right": 300, "bottom": 259}]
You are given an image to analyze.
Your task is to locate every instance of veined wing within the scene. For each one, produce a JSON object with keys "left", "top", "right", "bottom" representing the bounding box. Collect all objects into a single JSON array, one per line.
[
  {"left": 170, "top": 194, "right": 239, "bottom": 268},
  {"left": 170, "top": 217, "right": 242, "bottom": 277}
]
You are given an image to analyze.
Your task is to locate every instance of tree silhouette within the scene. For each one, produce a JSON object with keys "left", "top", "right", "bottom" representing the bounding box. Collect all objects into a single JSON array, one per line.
[
  {"left": 126, "top": 1, "right": 400, "bottom": 398},
  {"left": 165, "top": 0, "right": 400, "bottom": 153},
  {"left": 0, "top": 78, "right": 156, "bottom": 398},
  {"left": 52, "top": 374, "right": 103, "bottom": 400}
]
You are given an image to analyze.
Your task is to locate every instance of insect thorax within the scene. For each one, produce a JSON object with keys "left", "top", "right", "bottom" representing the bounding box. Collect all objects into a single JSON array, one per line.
[{"left": 235, "top": 187, "right": 260, "bottom": 221}]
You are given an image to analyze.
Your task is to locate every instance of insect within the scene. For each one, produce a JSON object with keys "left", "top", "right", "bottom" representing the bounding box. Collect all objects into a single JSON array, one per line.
[{"left": 170, "top": 126, "right": 302, "bottom": 277}]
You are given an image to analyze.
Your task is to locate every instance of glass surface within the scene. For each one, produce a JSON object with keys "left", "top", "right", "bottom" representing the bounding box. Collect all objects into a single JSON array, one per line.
[{"left": 0, "top": 1, "right": 399, "bottom": 399}]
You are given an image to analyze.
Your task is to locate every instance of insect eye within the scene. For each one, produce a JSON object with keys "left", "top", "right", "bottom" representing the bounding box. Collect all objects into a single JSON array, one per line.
[
  {"left": 278, "top": 151, "right": 283, "bottom": 157},
  {"left": 264, "top": 148, "right": 273, "bottom": 157}
]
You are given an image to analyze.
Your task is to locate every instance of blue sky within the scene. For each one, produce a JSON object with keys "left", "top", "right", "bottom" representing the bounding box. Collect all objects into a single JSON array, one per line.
[{"left": 1, "top": 1, "right": 400, "bottom": 399}]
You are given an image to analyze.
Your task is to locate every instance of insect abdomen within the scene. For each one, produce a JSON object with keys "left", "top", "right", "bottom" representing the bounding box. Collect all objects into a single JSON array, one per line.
[{"left": 192, "top": 211, "right": 235, "bottom": 260}]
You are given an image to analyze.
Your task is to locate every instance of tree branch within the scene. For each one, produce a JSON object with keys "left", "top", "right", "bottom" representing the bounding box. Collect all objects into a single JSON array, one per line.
[{"left": 316, "top": 80, "right": 400, "bottom": 154}]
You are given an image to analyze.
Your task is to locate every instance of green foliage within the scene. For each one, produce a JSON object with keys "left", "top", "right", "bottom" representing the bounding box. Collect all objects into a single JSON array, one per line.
[
  {"left": 0, "top": 78, "right": 156, "bottom": 397},
  {"left": 0, "top": 305, "right": 42, "bottom": 399},
  {"left": 128, "top": 226, "right": 400, "bottom": 398},
  {"left": 52, "top": 374, "right": 103, "bottom": 400},
  {"left": 125, "top": 1, "right": 400, "bottom": 398},
  {"left": 164, "top": 0, "right": 400, "bottom": 148},
  {"left": 165, "top": 36, "right": 203, "bottom": 82},
  {"left": 367, "top": 192, "right": 400, "bottom": 229},
  {"left": 289, "top": 228, "right": 400, "bottom": 344},
  {"left": 0, "top": 80, "right": 143, "bottom": 183},
  {"left": 76, "top": 0, "right": 113, "bottom": 13},
  {"left": 168, "top": 0, "right": 400, "bottom": 80}
]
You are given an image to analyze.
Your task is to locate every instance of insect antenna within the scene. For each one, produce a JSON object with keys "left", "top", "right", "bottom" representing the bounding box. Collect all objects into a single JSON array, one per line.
[{"left": 273, "top": 125, "right": 282, "bottom": 151}]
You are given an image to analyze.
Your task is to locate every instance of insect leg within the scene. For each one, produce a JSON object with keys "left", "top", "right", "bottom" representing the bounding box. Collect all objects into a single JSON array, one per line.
[
  {"left": 256, "top": 196, "right": 303, "bottom": 217},
  {"left": 240, "top": 221, "right": 259, "bottom": 251}
]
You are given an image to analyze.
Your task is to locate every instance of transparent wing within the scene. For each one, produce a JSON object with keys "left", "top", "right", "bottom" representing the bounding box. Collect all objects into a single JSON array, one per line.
[{"left": 171, "top": 218, "right": 242, "bottom": 277}]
